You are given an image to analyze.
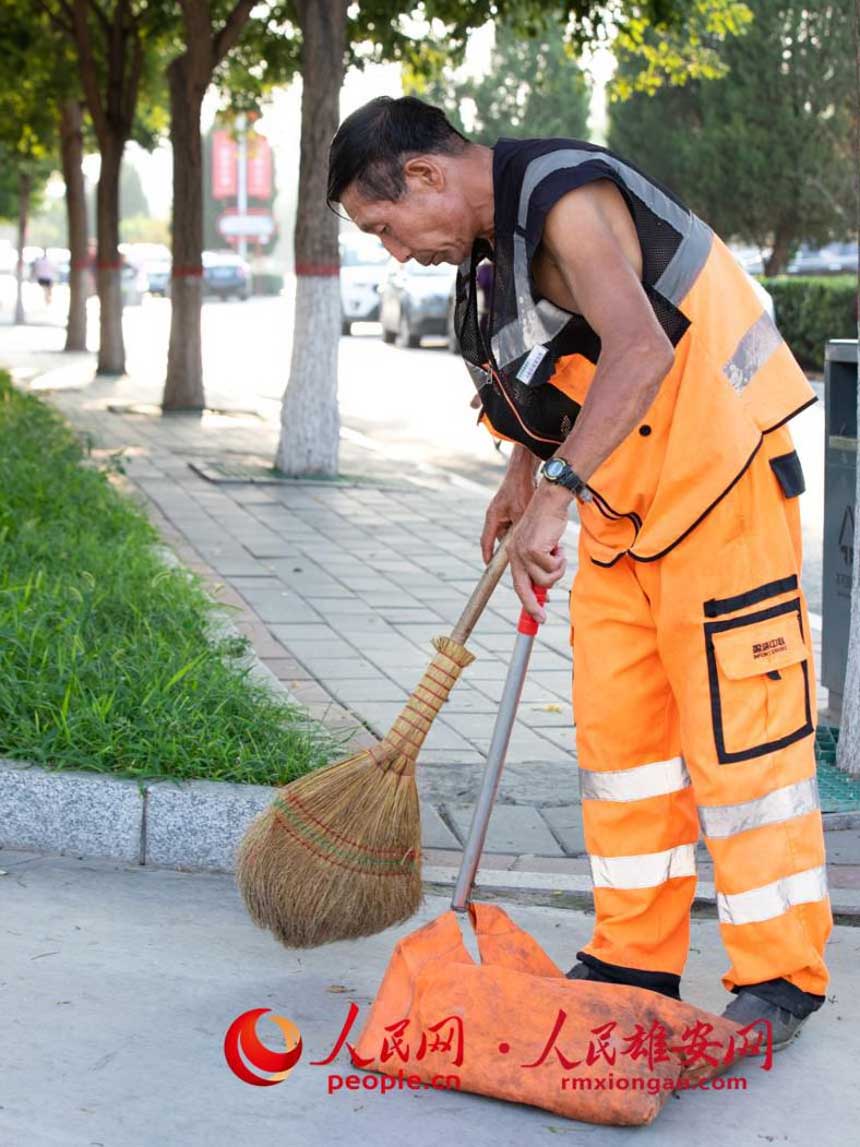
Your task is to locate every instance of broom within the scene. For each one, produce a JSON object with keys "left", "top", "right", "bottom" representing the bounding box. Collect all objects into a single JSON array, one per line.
[{"left": 235, "top": 535, "right": 511, "bottom": 949}]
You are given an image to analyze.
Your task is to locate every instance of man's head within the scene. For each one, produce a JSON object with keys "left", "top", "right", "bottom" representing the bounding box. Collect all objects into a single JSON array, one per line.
[{"left": 327, "top": 96, "right": 491, "bottom": 267}]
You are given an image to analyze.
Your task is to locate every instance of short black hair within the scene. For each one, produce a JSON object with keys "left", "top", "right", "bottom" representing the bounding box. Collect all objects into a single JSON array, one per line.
[{"left": 327, "top": 96, "right": 470, "bottom": 212}]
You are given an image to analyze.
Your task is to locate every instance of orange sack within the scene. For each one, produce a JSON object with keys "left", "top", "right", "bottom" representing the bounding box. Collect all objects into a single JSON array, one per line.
[{"left": 354, "top": 903, "right": 750, "bottom": 1126}]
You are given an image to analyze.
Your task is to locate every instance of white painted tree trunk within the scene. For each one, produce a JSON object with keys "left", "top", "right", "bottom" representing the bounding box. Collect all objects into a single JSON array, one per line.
[
  {"left": 275, "top": 275, "right": 341, "bottom": 475},
  {"left": 275, "top": 0, "right": 347, "bottom": 477},
  {"left": 834, "top": 0, "right": 860, "bottom": 775},
  {"left": 95, "top": 143, "right": 125, "bottom": 376}
]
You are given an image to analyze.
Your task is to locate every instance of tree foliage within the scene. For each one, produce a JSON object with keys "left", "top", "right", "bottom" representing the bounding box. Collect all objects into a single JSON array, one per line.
[
  {"left": 351, "top": 0, "right": 753, "bottom": 95},
  {"left": 608, "top": 0, "right": 856, "bottom": 270},
  {"left": 0, "top": 3, "right": 63, "bottom": 214},
  {"left": 414, "top": 13, "right": 591, "bottom": 144}
]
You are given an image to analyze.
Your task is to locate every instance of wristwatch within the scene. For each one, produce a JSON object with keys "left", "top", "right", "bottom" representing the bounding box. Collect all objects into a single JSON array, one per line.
[{"left": 540, "top": 457, "right": 591, "bottom": 501}]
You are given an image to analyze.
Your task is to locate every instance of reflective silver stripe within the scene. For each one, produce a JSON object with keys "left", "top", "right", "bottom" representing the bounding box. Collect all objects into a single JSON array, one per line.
[
  {"left": 716, "top": 865, "right": 829, "bottom": 927},
  {"left": 491, "top": 234, "right": 571, "bottom": 366},
  {"left": 723, "top": 310, "right": 783, "bottom": 393},
  {"left": 514, "top": 148, "right": 714, "bottom": 307},
  {"left": 464, "top": 360, "right": 489, "bottom": 392},
  {"left": 580, "top": 755, "right": 690, "bottom": 803},
  {"left": 590, "top": 843, "right": 697, "bottom": 890},
  {"left": 656, "top": 217, "right": 713, "bottom": 305},
  {"left": 518, "top": 149, "right": 691, "bottom": 232},
  {"left": 699, "top": 777, "right": 821, "bottom": 840}
]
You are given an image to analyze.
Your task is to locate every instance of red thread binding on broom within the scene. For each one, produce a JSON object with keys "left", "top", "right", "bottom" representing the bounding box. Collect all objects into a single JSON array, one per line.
[
  {"left": 272, "top": 808, "right": 417, "bottom": 875},
  {"left": 283, "top": 790, "right": 417, "bottom": 857}
]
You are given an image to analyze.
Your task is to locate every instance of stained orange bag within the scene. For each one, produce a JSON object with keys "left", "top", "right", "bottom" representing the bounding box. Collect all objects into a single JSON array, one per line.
[
  {"left": 354, "top": 902, "right": 747, "bottom": 1126},
  {"left": 354, "top": 584, "right": 748, "bottom": 1126}
]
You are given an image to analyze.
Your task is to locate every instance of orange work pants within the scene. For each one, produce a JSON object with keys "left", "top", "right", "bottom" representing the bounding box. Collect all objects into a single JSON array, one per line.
[{"left": 570, "top": 424, "right": 832, "bottom": 1014}]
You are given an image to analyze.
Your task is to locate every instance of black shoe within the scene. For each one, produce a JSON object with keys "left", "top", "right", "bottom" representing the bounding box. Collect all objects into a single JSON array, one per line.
[{"left": 721, "top": 990, "right": 811, "bottom": 1053}]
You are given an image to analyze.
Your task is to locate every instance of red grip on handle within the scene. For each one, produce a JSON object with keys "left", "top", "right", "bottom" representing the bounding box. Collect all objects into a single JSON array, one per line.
[{"left": 517, "top": 583, "right": 548, "bottom": 635}]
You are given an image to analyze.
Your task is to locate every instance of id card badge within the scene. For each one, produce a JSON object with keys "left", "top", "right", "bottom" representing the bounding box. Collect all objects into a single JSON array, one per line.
[{"left": 514, "top": 344, "right": 551, "bottom": 387}]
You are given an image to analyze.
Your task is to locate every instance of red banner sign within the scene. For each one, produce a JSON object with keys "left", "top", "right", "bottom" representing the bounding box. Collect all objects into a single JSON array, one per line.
[
  {"left": 212, "top": 130, "right": 237, "bottom": 199},
  {"left": 246, "top": 136, "right": 273, "bottom": 200}
]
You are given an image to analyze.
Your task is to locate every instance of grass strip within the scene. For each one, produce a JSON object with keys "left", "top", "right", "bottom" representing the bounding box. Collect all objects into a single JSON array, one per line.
[{"left": 0, "top": 371, "right": 344, "bottom": 785}]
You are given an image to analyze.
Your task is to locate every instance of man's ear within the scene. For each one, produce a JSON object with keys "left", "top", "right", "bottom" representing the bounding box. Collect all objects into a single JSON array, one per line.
[{"left": 402, "top": 155, "right": 445, "bottom": 191}]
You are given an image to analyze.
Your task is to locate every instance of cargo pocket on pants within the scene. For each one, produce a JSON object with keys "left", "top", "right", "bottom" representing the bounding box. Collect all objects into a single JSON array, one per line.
[{"left": 704, "top": 598, "right": 814, "bottom": 764}]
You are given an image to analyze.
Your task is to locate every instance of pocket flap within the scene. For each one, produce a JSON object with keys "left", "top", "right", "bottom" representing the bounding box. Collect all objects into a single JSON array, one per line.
[{"left": 711, "top": 617, "right": 807, "bottom": 679}]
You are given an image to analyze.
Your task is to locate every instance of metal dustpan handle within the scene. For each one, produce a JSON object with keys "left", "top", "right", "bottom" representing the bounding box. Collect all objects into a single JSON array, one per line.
[{"left": 451, "top": 580, "right": 549, "bottom": 913}]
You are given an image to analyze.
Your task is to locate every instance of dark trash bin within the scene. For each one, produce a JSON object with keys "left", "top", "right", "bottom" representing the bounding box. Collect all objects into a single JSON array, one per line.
[{"left": 822, "top": 338, "right": 858, "bottom": 720}]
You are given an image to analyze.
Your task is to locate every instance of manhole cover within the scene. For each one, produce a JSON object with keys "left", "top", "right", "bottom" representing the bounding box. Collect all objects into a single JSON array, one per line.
[
  {"left": 106, "top": 403, "right": 262, "bottom": 419},
  {"left": 815, "top": 725, "right": 860, "bottom": 811},
  {"left": 188, "top": 457, "right": 402, "bottom": 488}
]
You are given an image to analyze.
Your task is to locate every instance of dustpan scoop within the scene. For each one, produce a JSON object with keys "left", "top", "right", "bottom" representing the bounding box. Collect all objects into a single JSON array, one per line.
[{"left": 451, "top": 580, "right": 548, "bottom": 915}]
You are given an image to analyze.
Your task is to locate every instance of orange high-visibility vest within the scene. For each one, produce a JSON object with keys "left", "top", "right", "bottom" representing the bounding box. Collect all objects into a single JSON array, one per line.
[{"left": 455, "top": 138, "right": 816, "bottom": 565}]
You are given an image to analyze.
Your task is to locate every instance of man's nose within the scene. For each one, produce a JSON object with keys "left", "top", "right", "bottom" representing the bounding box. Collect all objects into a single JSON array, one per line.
[{"left": 382, "top": 235, "right": 411, "bottom": 263}]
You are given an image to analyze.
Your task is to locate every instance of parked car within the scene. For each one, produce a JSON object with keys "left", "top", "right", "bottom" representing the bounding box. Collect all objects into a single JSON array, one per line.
[
  {"left": 144, "top": 257, "right": 171, "bottom": 296},
  {"left": 787, "top": 242, "right": 855, "bottom": 276},
  {"left": 825, "top": 241, "right": 859, "bottom": 274},
  {"left": 380, "top": 258, "right": 457, "bottom": 347},
  {"left": 202, "top": 250, "right": 250, "bottom": 300},
  {"left": 728, "top": 243, "right": 767, "bottom": 277},
  {"left": 120, "top": 258, "right": 148, "bottom": 306},
  {"left": 339, "top": 233, "right": 389, "bottom": 334}
]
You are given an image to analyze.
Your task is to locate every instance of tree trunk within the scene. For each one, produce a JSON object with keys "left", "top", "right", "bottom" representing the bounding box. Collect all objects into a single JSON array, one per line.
[
  {"left": 95, "top": 138, "right": 125, "bottom": 375},
  {"left": 275, "top": 0, "right": 348, "bottom": 477},
  {"left": 764, "top": 222, "right": 795, "bottom": 277},
  {"left": 835, "top": 0, "right": 860, "bottom": 775},
  {"left": 60, "top": 99, "right": 88, "bottom": 352},
  {"left": 163, "top": 55, "right": 206, "bottom": 410},
  {"left": 14, "top": 171, "right": 30, "bottom": 325}
]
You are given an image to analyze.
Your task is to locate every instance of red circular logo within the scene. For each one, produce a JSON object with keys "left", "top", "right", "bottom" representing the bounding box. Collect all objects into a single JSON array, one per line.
[{"left": 224, "top": 1008, "right": 303, "bottom": 1086}]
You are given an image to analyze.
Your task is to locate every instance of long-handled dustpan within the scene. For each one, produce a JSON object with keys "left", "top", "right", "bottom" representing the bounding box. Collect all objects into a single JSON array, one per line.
[{"left": 352, "top": 584, "right": 750, "bottom": 1126}]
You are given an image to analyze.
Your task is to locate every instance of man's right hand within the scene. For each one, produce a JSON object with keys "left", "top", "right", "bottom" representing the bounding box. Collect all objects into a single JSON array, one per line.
[{"left": 480, "top": 444, "right": 541, "bottom": 564}]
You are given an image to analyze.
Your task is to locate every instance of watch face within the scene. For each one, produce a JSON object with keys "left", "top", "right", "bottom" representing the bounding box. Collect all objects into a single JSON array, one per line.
[{"left": 544, "top": 458, "right": 565, "bottom": 480}]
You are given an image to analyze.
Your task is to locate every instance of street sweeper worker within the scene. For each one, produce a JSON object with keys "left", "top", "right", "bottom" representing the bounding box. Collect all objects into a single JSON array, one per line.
[{"left": 327, "top": 96, "right": 832, "bottom": 1051}]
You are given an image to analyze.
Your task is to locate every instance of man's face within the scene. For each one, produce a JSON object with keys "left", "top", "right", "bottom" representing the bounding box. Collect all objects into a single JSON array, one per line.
[{"left": 340, "top": 156, "right": 475, "bottom": 267}]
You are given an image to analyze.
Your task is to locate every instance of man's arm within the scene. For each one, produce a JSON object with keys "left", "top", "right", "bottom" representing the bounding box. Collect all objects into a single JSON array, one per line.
[
  {"left": 540, "top": 180, "right": 675, "bottom": 480},
  {"left": 480, "top": 443, "right": 540, "bottom": 564},
  {"left": 505, "top": 180, "right": 675, "bottom": 621}
]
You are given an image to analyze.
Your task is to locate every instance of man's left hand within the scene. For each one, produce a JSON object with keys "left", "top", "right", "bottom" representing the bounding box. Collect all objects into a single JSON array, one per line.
[{"left": 508, "top": 487, "right": 570, "bottom": 623}]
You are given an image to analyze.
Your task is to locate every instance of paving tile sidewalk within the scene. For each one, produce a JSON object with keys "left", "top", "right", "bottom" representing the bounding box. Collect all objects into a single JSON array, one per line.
[
  {"left": 8, "top": 357, "right": 856, "bottom": 893},
  {"left": 22, "top": 364, "right": 587, "bottom": 859}
]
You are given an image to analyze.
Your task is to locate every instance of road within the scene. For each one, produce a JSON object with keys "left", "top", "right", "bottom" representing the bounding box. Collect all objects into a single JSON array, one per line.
[{"left": 1, "top": 279, "right": 826, "bottom": 613}]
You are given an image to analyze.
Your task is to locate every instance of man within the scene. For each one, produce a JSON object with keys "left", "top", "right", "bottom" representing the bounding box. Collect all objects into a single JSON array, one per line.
[
  {"left": 32, "top": 248, "right": 57, "bottom": 305},
  {"left": 327, "top": 96, "right": 832, "bottom": 1050}
]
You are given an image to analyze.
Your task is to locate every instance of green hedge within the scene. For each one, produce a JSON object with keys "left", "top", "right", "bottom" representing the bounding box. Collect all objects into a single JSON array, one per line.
[
  {"left": 761, "top": 275, "right": 857, "bottom": 371},
  {"left": 251, "top": 271, "right": 284, "bottom": 296}
]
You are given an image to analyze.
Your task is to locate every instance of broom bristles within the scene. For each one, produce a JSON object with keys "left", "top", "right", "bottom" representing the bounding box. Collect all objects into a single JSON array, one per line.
[
  {"left": 236, "top": 748, "right": 423, "bottom": 948},
  {"left": 235, "top": 636, "right": 475, "bottom": 949}
]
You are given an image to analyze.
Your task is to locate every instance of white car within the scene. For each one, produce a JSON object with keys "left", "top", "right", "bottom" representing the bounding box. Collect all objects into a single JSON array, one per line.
[{"left": 339, "top": 233, "right": 389, "bottom": 334}]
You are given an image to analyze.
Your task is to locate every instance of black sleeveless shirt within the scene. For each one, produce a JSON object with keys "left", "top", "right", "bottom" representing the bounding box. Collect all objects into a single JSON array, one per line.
[{"left": 453, "top": 137, "right": 697, "bottom": 460}]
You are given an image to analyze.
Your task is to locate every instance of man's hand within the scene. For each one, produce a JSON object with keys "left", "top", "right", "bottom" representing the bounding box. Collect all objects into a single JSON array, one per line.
[
  {"left": 480, "top": 444, "right": 540, "bottom": 564},
  {"left": 507, "top": 484, "right": 569, "bottom": 623}
]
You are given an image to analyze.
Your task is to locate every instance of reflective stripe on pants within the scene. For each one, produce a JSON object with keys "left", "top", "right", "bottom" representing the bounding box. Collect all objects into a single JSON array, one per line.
[{"left": 571, "top": 421, "right": 832, "bottom": 997}]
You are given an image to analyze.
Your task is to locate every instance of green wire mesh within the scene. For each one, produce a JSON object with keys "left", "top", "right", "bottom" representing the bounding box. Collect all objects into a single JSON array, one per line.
[{"left": 815, "top": 725, "right": 860, "bottom": 811}]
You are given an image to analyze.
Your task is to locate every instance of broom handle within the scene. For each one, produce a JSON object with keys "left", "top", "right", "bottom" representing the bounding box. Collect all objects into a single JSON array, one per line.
[
  {"left": 451, "top": 582, "right": 548, "bottom": 912},
  {"left": 449, "top": 534, "right": 511, "bottom": 646}
]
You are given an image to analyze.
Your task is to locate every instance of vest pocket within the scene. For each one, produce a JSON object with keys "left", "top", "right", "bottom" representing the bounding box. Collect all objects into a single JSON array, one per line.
[{"left": 704, "top": 597, "right": 814, "bottom": 764}]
